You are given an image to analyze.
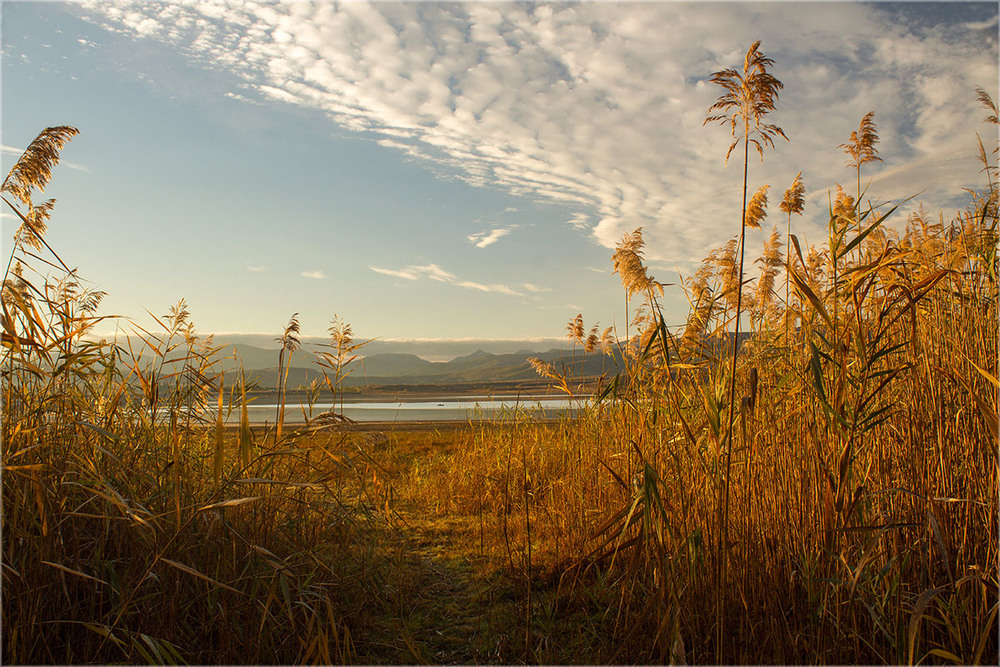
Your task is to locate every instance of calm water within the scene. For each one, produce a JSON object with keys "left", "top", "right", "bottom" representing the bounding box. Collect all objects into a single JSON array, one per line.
[{"left": 221, "top": 396, "right": 583, "bottom": 423}]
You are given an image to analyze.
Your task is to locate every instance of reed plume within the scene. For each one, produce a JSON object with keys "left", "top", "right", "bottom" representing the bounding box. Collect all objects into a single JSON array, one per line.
[
  {"left": 712, "top": 237, "right": 740, "bottom": 310},
  {"left": 745, "top": 184, "right": 769, "bottom": 229},
  {"left": 779, "top": 172, "right": 805, "bottom": 338},
  {"left": 612, "top": 228, "right": 663, "bottom": 341},
  {"left": 704, "top": 41, "right": 788, "bottom": 164},
  {"left": 599, "top": 326, "right": 615, "bottom": 354},
  {"left": 682, "top": 257, "right": 717, "bottom": 351},
  {"left": 704, "top": 41, "right": 787, "bottom": 661},
  {"left": 840, "top": 111, "right": 882, "bottom": 224},
  {"left": 274, "top": 312, "right": 301, "bottom": 442},
  {"left": 611, "top": 228, "right": 662, "bottom": 299},
  {"left": 976, "top": 86, "right": 999, "bottom": 125},
  {"left": 1, "top": 125, "right": 79, "bottom": 208},
  {"left": 566, "top": 313, "right": 585, "bottom": 346},
  {"left": 584, "top": 324, "right": 601, "bottom": 353},
  {"left": 318, "top": 314, "right": 364, "bottom": 414},
  {"left": 754, "top": 225, "right": 784, "bottom": 325},
  {"left": 2, "top": 127, "right": 79, "bottom": 291}
]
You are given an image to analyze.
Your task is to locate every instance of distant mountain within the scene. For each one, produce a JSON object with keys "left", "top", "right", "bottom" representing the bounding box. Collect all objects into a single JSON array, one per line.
[
  {"left": 221, "top": 346, "right": 618, "bottom": 389},
  {"left": 112, "top": 336, "right": 622, "bottom": 392},
  {"left": 351, "top": 353, "right": 436, "bottom": 378},
  {"left": 198, "top": 334, "right": 575, "bottom": 363}
]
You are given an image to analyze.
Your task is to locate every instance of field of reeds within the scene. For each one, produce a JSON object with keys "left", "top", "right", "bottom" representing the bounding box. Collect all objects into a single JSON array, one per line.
[{"left": 3, "top": 42, "right": 997, "bottom": 665}]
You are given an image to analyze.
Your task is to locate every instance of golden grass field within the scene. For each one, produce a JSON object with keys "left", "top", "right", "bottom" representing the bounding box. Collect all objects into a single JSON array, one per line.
[{"left": 3, "top": 43, "right": 997, "bottom": 665}]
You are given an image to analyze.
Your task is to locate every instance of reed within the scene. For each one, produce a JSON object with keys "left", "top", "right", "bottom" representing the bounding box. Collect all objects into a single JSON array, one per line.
[
  {"left": 445, "top": 82, "right": 997, "bottom": 664},
  {"left": 1, "top": 130, "right": 388, "bottom": 663},
  {"left": 3, "top": 61, "right": 996, "bottom": 665}
]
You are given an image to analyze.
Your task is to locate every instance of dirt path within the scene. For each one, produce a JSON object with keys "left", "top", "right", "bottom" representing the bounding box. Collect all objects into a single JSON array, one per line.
[
  {"left": 342, "top": 425, "right": 595, "bottom": 665},
  {"left": 386, "top": 513, "right": 499, "bottom": 664}
]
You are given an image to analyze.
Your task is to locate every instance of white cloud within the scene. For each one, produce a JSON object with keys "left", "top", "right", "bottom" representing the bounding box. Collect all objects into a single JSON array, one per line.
[
  {"left": 80, "top": 1, "right": 998, "bottom": 271},
  {"left": 467, "top": 227, "right": 513, "bottom": 248},
  {"left": 300, "top": 270, "right": 326, "bottom": 279},
  {"left": 567, "top": 212, "right": 590, "bottom": 230},
  {"left": 370, "top": 262, "right": 522, "bottom": 296},
  {"left": 370, "top": 266, "right": 418, "bottom": 280},
  {"left": 246, "top": 265, "right": 265, "bottom": 272},
  {"left": 414, "top": 263, "right": 456, "bottom": 282}
]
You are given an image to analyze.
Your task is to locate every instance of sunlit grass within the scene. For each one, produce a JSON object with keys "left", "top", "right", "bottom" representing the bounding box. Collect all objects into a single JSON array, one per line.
[{"left": 2, "top": 47, "right": 997, "bottom": 664}]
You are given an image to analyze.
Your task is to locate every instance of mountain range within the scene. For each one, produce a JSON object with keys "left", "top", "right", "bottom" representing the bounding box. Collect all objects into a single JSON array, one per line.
[{"left": 221, "top": 344, "right": 618, "bottom": 389}]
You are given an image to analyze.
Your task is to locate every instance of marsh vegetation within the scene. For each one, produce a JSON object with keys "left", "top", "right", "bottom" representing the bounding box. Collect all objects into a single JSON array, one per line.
[{"left": 2, "top": 42, "right": 997, "bottom": 664}]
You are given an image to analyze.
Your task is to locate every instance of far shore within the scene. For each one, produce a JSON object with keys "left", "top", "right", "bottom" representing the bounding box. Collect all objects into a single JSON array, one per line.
[
  {"left": 222, "top": 418, "right": 559, "bottom": 433},
  {"left": 237, "top": 377, "right": 603, "bottom": 404}
]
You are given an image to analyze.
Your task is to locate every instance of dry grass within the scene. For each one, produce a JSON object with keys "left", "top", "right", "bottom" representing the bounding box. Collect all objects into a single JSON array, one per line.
[
  {"left": 3, "top": 58, "right": 997, "bottom": 664},
  {"left": 416, "top": 78, "right": 998, "bottom": 663}
]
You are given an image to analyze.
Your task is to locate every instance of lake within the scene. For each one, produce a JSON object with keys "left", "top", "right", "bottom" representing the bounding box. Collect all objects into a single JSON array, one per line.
[{"left": 222, "top": 395, "right": 584, "bottom": 423}]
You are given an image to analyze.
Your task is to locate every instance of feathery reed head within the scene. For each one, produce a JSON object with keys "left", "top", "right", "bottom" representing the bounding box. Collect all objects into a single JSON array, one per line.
[
  {"left": 277, "top": 313, "right": 301, "bottom": 353},
  {"left": 584, "top": 324, "right": 600, "bottom": 353},
  {"left": 704, "top": 41, "right": 788, "bottom": 163},
  {"left": 779, "top": 172, "right": 805, "bottom": 216},
  {"left": 745, "top": 185, "right": 770, "bottom": 229},
  {"left": 840, "top": 111, "right": 882, "bottom": 169},
  {"left": 12, "top": 198, "right": 56, "bottom": 251},
  {"left": 1, "top": 126, "right": 79, "bottom": 208},
  {"left": 612, "top": 227, "right": 663, "bottom": 298},
  {"left": 975, "top": 86, "right": 998, "bottom": 126},
  {"left": 567, "top": 313, "right": 585, "bottom": 345},
  {"left": 599, "top": 326, "right": 615, "bottom": 353},
  {"left": 328, "top": 314, "right": 353, "bottom": 350},
  {"left": 754, "top": 225, "right": 784, "bottom": 312},
  {"left": 833, "top": 184, "right": 855, "bottom": 220},
  {"left": 528, "top": 356, "right": 556, "bottom": 380}
]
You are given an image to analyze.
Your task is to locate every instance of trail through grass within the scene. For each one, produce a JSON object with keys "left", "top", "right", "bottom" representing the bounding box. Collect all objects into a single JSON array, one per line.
[{"left": 347, "top": 424, "right": 609, "bottom": 665}]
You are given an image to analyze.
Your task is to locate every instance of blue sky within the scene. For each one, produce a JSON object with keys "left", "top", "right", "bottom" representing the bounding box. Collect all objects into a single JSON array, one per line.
[{"left": 2, "top": 1, "right": 997, "bottom": 347}]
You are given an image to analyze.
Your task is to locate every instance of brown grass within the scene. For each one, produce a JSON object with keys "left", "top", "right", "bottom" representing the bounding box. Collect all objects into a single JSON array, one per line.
[{"left": 3, "top": 62, "right": 997, "bottom": 665}]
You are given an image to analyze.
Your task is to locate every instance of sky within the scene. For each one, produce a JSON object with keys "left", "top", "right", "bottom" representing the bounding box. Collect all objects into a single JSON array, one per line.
[{"left": 2, "top": 0, "right": 997, "bottom": 349}]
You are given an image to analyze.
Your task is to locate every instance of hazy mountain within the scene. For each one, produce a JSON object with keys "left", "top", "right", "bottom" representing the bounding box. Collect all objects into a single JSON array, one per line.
[
  {"left": 211, "top": 334, "right": 575, "bottom": 363},
  {"left": 221, "top": 346, "right": 617, "bottom": 389},
  {"left": 351, "top": 353, "right": 436, "bottom": 378},
  {"left": 106, "top": 336, "right": 622, "bottom": 391}
]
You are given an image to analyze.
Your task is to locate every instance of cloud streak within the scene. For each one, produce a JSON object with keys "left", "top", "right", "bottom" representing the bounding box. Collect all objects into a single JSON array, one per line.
[
  {"left": 370, "top": 262, "right": 524, "bottom": 296},
  {"left": 2, "top": 143, "right": 90, "bottom": 172},
  {"left": 300, "top": 270, "right": 326, "bottom": 279},
  {"left": 79, "top": 2, "right": 997, "bottom": 270},
  {"left": 468, "top": 227, "right": 513, "bottom": 248}
]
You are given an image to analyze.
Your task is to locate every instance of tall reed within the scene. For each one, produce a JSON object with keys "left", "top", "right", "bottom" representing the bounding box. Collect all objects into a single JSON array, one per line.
[
  {"left": 444, "top": 85, "right": 999, "bottom": 663},
  {"left": 1, "top": 128, "right": 386, "bottom": 664}
]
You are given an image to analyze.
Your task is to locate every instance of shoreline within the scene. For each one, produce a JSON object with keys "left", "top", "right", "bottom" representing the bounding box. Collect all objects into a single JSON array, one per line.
[
  {"left": 239, "top": 378, "right": 603, "bottom": 404},
  {"left": 223, "top": 417, "right": 563, "bottom": 433}
]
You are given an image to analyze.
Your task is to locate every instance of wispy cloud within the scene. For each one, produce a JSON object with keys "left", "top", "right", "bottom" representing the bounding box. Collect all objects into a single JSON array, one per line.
[
  {"left": 567, "top": 213, "right": 590, "bottom": 230},
  {"left": 300, "top": 270, "right": 326, "bottom": 279},
  {"left": 370, "top": 266, "right": 418, "bottom": 280},
  {"left": 370, "top": 263, "right": 456, "bottom": 282},
  {"left": 246, "top": 265, "right": 265, "bottom": 273},
  {"left": 455, "top": 280, "right": 521, "bottom": 296},
  {"left": 371, "top": 262, "right": 522, "bottom": 296},
  {"left": 467, "top": 227, "right": 513, "bottom": 248},
  {"left": 81, "top": 2, "right": 997, "bottom": 269},
  {"left": 2, "top": 143, "right": 90, "bottom": 172}
]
